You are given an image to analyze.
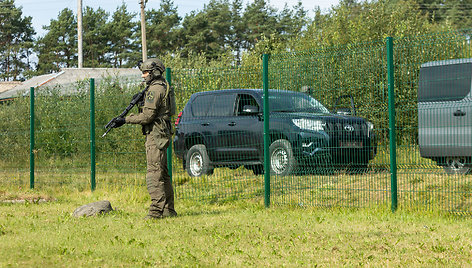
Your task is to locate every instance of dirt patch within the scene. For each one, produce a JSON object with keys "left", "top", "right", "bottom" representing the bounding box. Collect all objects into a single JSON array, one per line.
[
  {"left": 1, "top": 198, "right": 52, "bottom": 204},
  {"left": 0, "top": 191, "right": 56, "bottom": 204}
]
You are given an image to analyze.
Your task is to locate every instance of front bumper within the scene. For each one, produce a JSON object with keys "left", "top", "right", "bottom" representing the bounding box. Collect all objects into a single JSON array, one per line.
[
  {"left": 293, "top": 131, "right": 330, "bottom": 159},
  {"left": 292, "top": 131, "right": 376, "bottom": 164}
]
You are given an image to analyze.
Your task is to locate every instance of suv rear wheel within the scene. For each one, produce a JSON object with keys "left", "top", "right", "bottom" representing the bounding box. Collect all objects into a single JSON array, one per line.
[
  {"left": 441, "top": 156, "right": 471, "bottom": 175},
  {"left": 270, "top": 139, "right": 297, "bottom": 176},
  {"left": 186, "top": 144, "right": 214, "bottom": 177}
]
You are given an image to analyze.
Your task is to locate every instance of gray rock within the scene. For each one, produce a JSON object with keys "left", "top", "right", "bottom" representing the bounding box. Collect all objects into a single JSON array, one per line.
[{"left": 72, "top": 200, "right": 113, "bottom": 217}]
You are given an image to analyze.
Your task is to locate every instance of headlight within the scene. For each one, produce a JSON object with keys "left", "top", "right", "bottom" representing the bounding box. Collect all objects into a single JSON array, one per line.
[
  {"left": 367, "top": 121, "right": 374, "bottom": 131},
  {"left": 367, "top": 121, "right": 374, "bottom": 137},
  {"left": 292, "top": 119, "right": 324, "bottom": 131}
]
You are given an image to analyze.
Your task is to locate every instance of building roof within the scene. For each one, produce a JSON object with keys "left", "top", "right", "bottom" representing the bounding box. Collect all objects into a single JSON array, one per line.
[
  {"left": 0, "top": 68, "right": 141, "bottom": 100},
  {"left": 0, "top": 81, "right": 22, "bottom": 94}
]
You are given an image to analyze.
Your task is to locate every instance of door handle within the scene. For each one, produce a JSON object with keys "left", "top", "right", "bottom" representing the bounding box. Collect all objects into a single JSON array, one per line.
[
  {"left": 228, "top": 122, "right": 236, "bottom": 126},
  {"left": 453, "top": 110, "right": 466, "bottom": 117},
  {"left": 201, "top": 123, "right": 209, "bottom": 126}
]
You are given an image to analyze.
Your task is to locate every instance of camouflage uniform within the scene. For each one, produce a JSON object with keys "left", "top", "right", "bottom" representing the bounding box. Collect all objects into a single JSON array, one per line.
[{"left": 124, "top": 60, "right": 176, "bottom": 218}]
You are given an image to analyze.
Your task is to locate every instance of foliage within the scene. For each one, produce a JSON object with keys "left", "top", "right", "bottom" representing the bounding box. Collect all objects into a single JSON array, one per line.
[
  {"left": 179, "top": 0, "right": 233, "bottom": 59},
  {"left": 3, "top": 0, "right": 312, "bottom": 79},
  {"left": 240, "top": 0, "right": 278, "bottom": 50},
  {"left": 145, "top": 0, "right": 182, "bottom": 57},
  {"left": 82, "top": 6, "right": 111, "bottom": 67},
  {"left": 107, "top": 4, "right": 139, "bottom": 68},
  {"left": 0, "top": 96, "right": 30, "bottom": 164},
  {"left": 292, "top": 0, "right": 447, "bottom": 51},
  {"left": 36, "top": 8, "right": 77, "bottom": 74},
  {"left": 415, "top": 0, "right": 472, "bottom": 29},
  {"left": 0, "top": 0, "right": 36, "bottom": 81},
  {"left": 160, "top": 51, "right": 261, "bottom": 112},
  {"left": 0, "top": 78, "right": 143, "bottom": 167}
]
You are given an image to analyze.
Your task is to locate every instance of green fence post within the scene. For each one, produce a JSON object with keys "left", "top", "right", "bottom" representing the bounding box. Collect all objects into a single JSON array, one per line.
[
  {"left": 387, "top": 37, "right": 398, "bottom": 212},
  {"left": 29, "top": 87, "right": 35, "bottom": 189},
  {"left": 166, "top": 67, "right": 173, "bottom": 184},
  {"left": 263, "top": 54, "right": 270, "bottom": 208},
  {"left": 90, "top": 78, "right": 96, "bottom": 191}
]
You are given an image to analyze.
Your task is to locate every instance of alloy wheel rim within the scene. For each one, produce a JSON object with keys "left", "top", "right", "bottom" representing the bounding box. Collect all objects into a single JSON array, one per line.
[
  {"left": 271, "top": 148, "right": 288, "bottom": 174},
  {"left": 190, "top": 152, "right": 203, "bottom": 176},
  {"left": 446, "top": 157, "right": 468, "bottom": 172}
]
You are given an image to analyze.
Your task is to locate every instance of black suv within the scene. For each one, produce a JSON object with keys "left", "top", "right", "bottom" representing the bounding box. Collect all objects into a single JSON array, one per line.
[{"left": 173, "top": 89, "right": 376, "bottom": 177}]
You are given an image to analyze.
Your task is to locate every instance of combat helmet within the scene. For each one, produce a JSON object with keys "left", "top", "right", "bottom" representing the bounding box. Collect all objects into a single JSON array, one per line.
[{"left": 139, "top": 58, "right": 165, "bottom": 83}]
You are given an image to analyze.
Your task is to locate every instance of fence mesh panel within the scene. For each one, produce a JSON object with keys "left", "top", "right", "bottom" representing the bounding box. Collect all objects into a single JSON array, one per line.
[
  {"left": 170, "top": 66, "right": 264, "bottom": 201},
  {"left": 393, "top": 30, "right": 472, "bottom": 213},
  {"left": 268, "top": 41, "right": 390, "bottom": 208},
  {"left": 1, "top": 30, "right": 472, "bottom": 214}
]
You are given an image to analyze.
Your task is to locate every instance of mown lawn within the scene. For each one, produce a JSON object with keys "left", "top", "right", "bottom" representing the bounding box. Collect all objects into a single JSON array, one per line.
[{"left": 1, "top": 184, "right": 471, "bottom": 267}]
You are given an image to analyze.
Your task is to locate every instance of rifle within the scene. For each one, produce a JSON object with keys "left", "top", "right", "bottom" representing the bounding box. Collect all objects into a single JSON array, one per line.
[{"left": 102, "top": 85, "right": 149, "bottom": 137}]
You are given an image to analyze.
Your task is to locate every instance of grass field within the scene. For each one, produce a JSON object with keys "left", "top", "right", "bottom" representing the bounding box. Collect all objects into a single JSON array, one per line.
[{"left": 1, "top": 182, "right": 472, "bottom": 267}]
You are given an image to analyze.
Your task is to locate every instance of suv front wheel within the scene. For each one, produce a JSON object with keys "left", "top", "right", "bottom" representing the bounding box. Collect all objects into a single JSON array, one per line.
[
  {"left": 270, "top": 139, "right": 297, "bottom": 176},
  {"left": 186, "top": 144, "right": 214, "bottom": 177}
]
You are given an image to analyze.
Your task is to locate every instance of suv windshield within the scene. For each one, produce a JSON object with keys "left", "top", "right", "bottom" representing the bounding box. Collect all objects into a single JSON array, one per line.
[{"left": 269, "top": 91, "right": 330, "bottom": 114}]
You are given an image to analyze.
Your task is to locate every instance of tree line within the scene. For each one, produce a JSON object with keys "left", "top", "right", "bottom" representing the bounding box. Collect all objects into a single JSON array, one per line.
[{"left": 1, "top": 0, "right": 470, "bottom": 81}]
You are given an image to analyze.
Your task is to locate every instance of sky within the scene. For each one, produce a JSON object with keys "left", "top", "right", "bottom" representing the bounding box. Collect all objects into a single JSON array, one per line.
[{"left": 14, "top": 0, "right": 340, "bottom": 37}]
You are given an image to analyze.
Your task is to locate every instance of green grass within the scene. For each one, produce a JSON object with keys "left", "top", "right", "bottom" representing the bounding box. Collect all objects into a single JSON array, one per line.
[
  {"left": 1, "top": 145, "right": 472, "bottom": 266},
  {"left": 1, "top": 184, "right": 472, "bottom": 267}
]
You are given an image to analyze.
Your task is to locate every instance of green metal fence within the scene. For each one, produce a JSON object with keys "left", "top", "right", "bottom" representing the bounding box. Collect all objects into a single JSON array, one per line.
[
  {"left": 267, "top": 39, "right": 392, "bottom": 209},
  {"left": 169, "top": 65, "right": 264, "bottom": 202},
  {"left": 393, "top": 31, "right": 472, "bottom": 214},
  {"left": 1, "top": 30, "right": 471, "bottom": 214}
]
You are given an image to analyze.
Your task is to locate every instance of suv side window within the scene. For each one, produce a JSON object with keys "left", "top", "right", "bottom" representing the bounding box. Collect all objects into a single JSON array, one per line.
[
  {"left": 207, "top": 93, "right": 236, "bottom": 117},
  {"left": 418, "top": 62, "right": 472, "bottom": 102},
  {"left": 236, "top": 94, "right": 259, "bottom": 115},
  {"left": 191, "top": 95, "right": 213, "bottom": 117}
]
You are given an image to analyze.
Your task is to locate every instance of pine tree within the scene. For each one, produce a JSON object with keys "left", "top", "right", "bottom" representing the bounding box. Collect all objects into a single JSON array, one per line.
[
  {"left": 146, "top": 0, "right": 181, "bottom": 57},
  {"left": 107, "top": 4, "right": 138, "bottom": 68},
  {"left": 82, "top": 6, "right": 111, "bottom": 67},
  {"left": 0, "top": 0, "right": 36, "bottom": 80},
  {"left": 36, "top": 8, "right": 77, "bottom": 74},
  {"left": 179, "top": 0, "right": 233, "bottom": 59},
  {"left": 241, "top": 0, "right": 278, "bottom": 50}
]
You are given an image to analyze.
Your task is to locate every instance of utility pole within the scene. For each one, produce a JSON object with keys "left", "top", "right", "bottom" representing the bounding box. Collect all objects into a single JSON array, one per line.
[
  {"left": 140, "top": 0, "right": 147, "bottom": 61},
  {"left": 77, "top": 0, "right": 83, "bottom": 68}
]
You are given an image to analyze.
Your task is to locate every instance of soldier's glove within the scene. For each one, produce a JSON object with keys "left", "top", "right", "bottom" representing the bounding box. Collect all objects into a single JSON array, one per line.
[{"left": 112, "top": 117, "right": 126, "bottom": 128}]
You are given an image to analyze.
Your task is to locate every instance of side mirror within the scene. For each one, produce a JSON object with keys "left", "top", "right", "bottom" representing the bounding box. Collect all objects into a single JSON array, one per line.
[
  {"left": 242, "top": 105, "right": 259, "bottom": 115},
  {"left": 333, "top": 94, "right": 357, "bottom": 116}
]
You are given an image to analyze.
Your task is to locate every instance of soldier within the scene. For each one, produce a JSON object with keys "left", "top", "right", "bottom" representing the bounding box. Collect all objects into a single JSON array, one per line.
[{"left": 113, "top": 58, "right": 177, "bottom": 219}]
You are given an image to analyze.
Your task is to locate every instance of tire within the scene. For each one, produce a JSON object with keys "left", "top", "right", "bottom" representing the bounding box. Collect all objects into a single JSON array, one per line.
[
  {"left": 269, "top": 139, "right": 297, "bottom": 176},
  {"left": 185, "top": 144, "right": 213, "bottom": 177},
  {"left": 441, "top": 156, "right": 471, "bottom": 175}
]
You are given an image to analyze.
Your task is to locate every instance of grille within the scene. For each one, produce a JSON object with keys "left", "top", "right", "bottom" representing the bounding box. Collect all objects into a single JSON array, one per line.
[{"left": 324, "top": 121, "right": 368, "bottom": 137}]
